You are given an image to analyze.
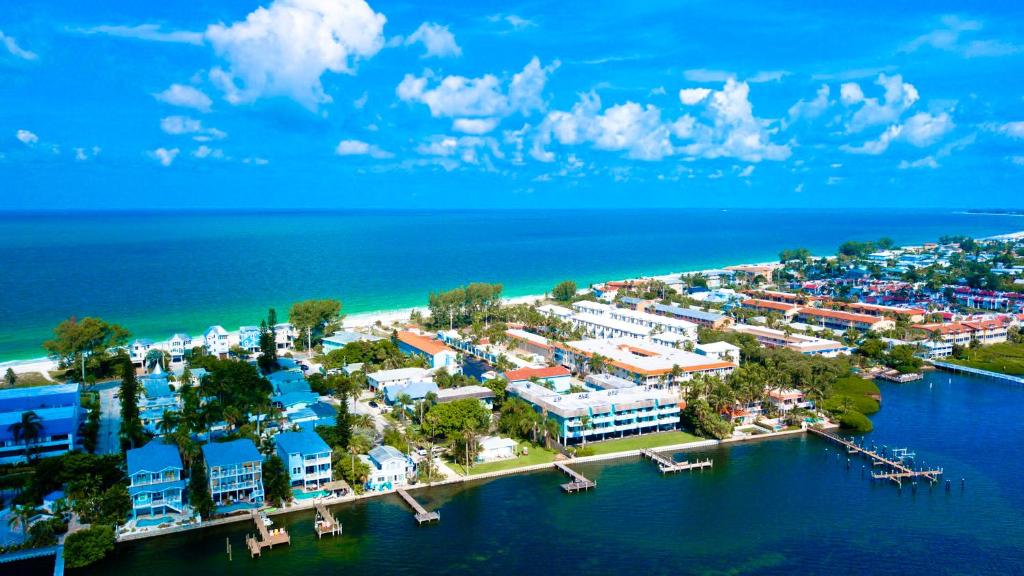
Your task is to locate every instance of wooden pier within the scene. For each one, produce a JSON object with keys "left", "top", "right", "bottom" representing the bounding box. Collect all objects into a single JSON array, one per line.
[
  {"left": 245, "top": 510, "right": 291, "bottom": 558},
  {"left": 313, "top": 501, "right": 341, "bottom": 538},
  {"left": 808, "top": 428, "right": 943, "bottom": 487},
  {"left": 555, "top": 461, "right": 596, "bottom": 493},
  {"left": 397, "top": 489, "right": 440, "bottom": 524},
  {"left": 640, "top": 449, "right": 713, "bottom": 474}
]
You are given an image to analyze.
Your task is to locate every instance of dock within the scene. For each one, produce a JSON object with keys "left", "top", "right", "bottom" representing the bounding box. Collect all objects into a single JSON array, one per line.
[
  {"left": 313, "top": 501, "right": 341, "bottom": 538},
  {"left": 928, "top": 360, "right": 1024, "bottom": 385},
  {"left": 396, "top": 489, "right": 440, "bottom": 524},
  {"left": 808, "top": 427, "right": 943, "bottom": 487},
  {"left": 245, "top": 510, "right": 291, "bottom": 558},
  {"left": 640, "top": 449, "right": 713, "bottom": 474},
  {"left": 554, "top": 461, "right": 596, "bottom": 493}
]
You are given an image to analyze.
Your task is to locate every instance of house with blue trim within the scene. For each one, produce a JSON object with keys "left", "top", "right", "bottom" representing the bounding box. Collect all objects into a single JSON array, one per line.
[
  {"left": 0, "top": 383, "right": 82, "bottom": 464},
  {"left": 275, "top": 430, "right": 332, "bottom": 491},
  {"left": 361, "top": 445, "right": 415, "bottom": 492},
  {"left": 139, "top": 372, "right": 180, "bottom": 434},
  {"left": 126, "top": 440, "right": 189, "bottom": 521},
  {"left": 238, "top": 326, "right": 261, "bottom": 353},
  {"left": 202, "top": 439, "right": 264, "bottom": 512},
  {"left": 204, "top": 325, "right": 230, "bottom": 357}
]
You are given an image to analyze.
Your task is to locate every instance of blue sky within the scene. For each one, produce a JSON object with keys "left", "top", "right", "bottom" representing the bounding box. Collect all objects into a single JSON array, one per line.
[{"left": 1, "top": 0, "right": 1023, "bottom": 209}]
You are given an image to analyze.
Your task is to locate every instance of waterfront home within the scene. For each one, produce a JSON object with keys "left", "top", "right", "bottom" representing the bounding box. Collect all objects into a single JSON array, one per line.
[
  {"left": 321, "top": 330, "right": 384, "bottom": 353},
  {"left": 767, "top": 389, "right": 812, "bottom": 412},
  {"left": 536, "top": 304, "right": 574, "bottom": 320},
  {"left": 729, "top": 324, "right": 850, "bottom": 357},
  {"left": 139, "top": 372, "right": 180, "bottom": 434},
  {"left": 911, "top": 319, "right": 1008, "bottom": 349},
  {"left": 435, "top": 385, "right": 496, "bottom": 409},
  {"left": 204, "top": 325, "right": 230, "bottom": 357},
  {"left": 722, "top": 401, "right": 762, "bottom": 425},
  {"left": 395, "top": 331, "right": 459, "bottom": 369},
  {"left": 202, "top": 439, "right": 264, "bottom": 511},
  {"left": 503, "top": 366, "right": 572, "bottom": 393},
  {"left": 275, "top": 430, "right": 332, "bottom": 491},
  {"left": 129, "top": 338, "right": 155, "bottom": 368},
  {"left": 477, "top": 436, "right": 516, "bottom": 462},
  {"left": 506, "top": 328, "right": 555, "bottom": 361},
  {"left": 361, "top": 445, "right": 415, "bottom": 491},
  {"left": 694, "top": 341, "right": 741, "bottom": 364},
  {"left": 167, "top": 333, "right": 192, "bottom": 364},
  {"left": 238, "top": 325, "right": 261, "bottom": 353},
  {"left": 126, "top": 440, "right": 188, "bottom": 521},
  {"left": 274, "top": 322, "right": 299, "bottom": 350},
  {"left": 0, "top": 383, "right": 81, "bottom": 465},
  {"left": 554, "top": 338, "right": 736, "bottom": 387},
  {"left": 366, "top": 367, "right": 433, "bottom": 392},
  {"left": 795, "top": 307, "right": 894, "bottom": 332},
  {"left": 507, "top": 381, "right": 681, "bottom": 445}
]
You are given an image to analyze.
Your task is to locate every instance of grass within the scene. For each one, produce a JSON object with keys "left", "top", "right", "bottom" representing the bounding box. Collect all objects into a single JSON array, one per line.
[
  {"left": 946, "top": 342, "right": 1024, "bottom": 376},
  {"left": 1, "top": 372, "right": 53, "bottom": 389},
  {"left": 449, "top": 443, "right": 557, "bottom": 476},
  {"left": 822, "top": 375, "right": 881, "bottom": 415},
  {"left": 581, "top": 430, "right": 704, "bottom": 455}
]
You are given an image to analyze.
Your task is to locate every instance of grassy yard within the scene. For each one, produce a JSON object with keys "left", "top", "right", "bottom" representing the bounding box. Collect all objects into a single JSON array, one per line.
[
  {"left": 448, "top": 443, "right": 558, "bottom": 476},
  {"left": 1, "top": 371, "right": 53, "bottom": 388},
  {"left": 946, "top": 342, "right": 1024, "bottom": 376},
  {"left": 581, "top": 430, "right": 704, "bottom": 455},
  {"left": 821, "top": 375, "right": 881, "bottom": 415}
]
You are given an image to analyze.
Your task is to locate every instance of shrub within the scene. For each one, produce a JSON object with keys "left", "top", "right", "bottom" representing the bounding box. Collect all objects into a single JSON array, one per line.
[
  {"left": 838, "top": 410, "right": 873, "bottom": 433},
  {"left": 64, "top": 525, "right": 115, "bottom": 569}
]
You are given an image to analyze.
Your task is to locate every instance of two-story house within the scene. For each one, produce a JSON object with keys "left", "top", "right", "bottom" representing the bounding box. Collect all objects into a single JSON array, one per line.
[
  {"left": 361, "top": 445, "right": 415, "bottom": 492},
  {"left": 202, "top": 439, "right": 264, "bottom": 512},
  {"left": 275, "top": 430, "right": 332, "bottom": 491},
  {"left": 126, "top": 440, "right": 188, "bottom": 521},
  {"left": 204, "top": 325, "right": 230, "bottom": 357}
]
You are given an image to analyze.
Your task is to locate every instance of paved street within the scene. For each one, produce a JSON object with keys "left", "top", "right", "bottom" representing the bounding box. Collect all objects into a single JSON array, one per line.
[{"left": 97, "top": 384, "right": 121, "bottom": 454}]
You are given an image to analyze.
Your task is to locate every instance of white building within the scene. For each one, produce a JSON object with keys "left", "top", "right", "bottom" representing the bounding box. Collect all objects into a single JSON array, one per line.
[
  {"left": 204, "top": 325, "right": 230, "bottom": 357},
  {"left": 695, "top": 341, "right": 741, "bottom": 364},
  {"left": 477, "top": 436, "right": 516, "bottom": 462},
  {"left": 362, "top": 445, "right": 415, "bottom": 491},
  {"left": 366, "top": 367, "right": 433, "bottom": 392},
  {"left": 537, "top": 304, "right": 574, "bottom": 320},
  {"left": 570, "top": 301, "right": 698, "bottom": 343},
  {"left": 555, "top": 337, "right": 737, "bottom": 387},
  {"left": 167, "top": 333, "right": 192, "bottom": 364},
  {"left": 729, "top": 324, "right": 850, "bottom": 357}
]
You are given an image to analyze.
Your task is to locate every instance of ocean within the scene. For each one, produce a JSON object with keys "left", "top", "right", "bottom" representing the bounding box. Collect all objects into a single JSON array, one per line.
[
  {"left": 1, "top": 209, "right": 1021, "bottom": 362},
  {"left": 42, "top": 370, "right": 1022, "bottom": 575}
]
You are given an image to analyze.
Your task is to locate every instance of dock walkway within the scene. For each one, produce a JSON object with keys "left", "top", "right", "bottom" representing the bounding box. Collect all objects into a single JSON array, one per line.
[
  {"left": 245, "top": 511, "right": 291, "bottom": 557},
  {"left": 929, "top": 360, "right": 1024, "bottom": 385},
  {"left": 808, "top": 427, "right": 942, "bottom": 486},
  {"left": 396, "top": 489, "right": 440, "bottom": 524},
  {"left": 314, "top": 501, "right": 341, "bottom": 538},
  {"left": 640, "top": 449, "right": 713, "bottom": 474},
  {"left": 554, "top": 461, "right": 595, "bottom": 493}
]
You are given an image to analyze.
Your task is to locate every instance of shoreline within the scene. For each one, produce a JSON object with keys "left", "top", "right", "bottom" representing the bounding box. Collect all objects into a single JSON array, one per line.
[{"left": 116, "top": 425, "right": 821, "bottom": 543}]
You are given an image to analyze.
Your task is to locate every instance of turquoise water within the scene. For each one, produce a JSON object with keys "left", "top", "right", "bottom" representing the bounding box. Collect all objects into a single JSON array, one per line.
[
  {"left": 55, "top": 370, "right": 1024, "bottom": 575},
  {"left": 134, "top": 516, "right": 173, "bottom": 528},
  {"left": 1, "top": 209, "right": 1022, "bottom": 362}
]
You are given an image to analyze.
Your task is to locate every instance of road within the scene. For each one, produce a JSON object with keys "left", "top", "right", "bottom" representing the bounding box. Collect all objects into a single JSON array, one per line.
[{"left": 97, "top": 384, "right": 122, "bottom": 455}]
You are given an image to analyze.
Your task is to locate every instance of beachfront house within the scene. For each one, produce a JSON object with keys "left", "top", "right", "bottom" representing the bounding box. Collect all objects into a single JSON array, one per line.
[
  {"left": 204, "top": 325, "right": 230, "bottom": 357},
  {"left": 202, "top": 439, "right": 264, "bottom": 512},
  {"left": 503, "top": 366, "right": 572, "bottom": 393},
  {"left": 361, "top": 445, "right": 416, "bottom": 492},
  {"left": 238, "top": 325, "right": 261, "bottom": 354},
  {"left": 275, "top": 430, "right": 332, "bottom": 491},
  {"left": 395, "top": 331, "right": 459, "bottom": 370},
  {"left": 767, "top": 389, "right": 812, "bottom": 412},
  {"left": 477, "top": 436, "right": 516, "bottom": 462},
  {"left": 274, "top": 322, "right": 298, "bottom": 350},
  {"left": 167, "top": 333, "right": 192, "bottom": 364},
  {"left": 321, "top": 330, "right": 384, "bottom": 353},
  {"left": 129, "top": 338, "right": 155, "bottom": 368},
  {"left": 0, "top": 383, "right": 82, "bottom": 465},
  {"left": 126, "top": 440, "right": 188, "bottom": 522}
]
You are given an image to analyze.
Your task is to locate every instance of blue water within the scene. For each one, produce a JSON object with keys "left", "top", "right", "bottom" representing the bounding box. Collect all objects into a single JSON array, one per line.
[
  {"left": 61, "top": 370, "right": 1024, "bottom": 575},
  {"left": 1, "top": 209, "right": 1021, "bottom": 361}
]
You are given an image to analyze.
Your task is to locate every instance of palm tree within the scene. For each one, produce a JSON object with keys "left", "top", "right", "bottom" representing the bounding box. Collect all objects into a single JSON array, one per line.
[
  {"left": 589, "top": 354, "right": 607, "bottom": 375},
  {"left": 7, "top": 504, "right": 38, "bottom": 536},
  {"left": 156, "top": 410, "right": 180, "bottom": 436},
  {"left": 579, "top": 414, "right": 592, "bottom": 447},
  {"left": 396, "top": 393, "right": 413, "bottom": 422},
  {"left": 9, "top": 411, "right": 43, "bottom": 460}
]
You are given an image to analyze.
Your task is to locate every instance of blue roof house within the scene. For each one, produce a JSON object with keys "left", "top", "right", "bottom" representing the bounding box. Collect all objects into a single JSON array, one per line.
[
  {"left": 0, "top": 383, "right": 81, "bottom": 465},
  {"left": 202, "top": 439, "right": 264, "bottom": 513},
  {"left": 360, "top": 445, "right": 415, "bottom": 492},
  {"left": 275, "top": 430, "right": 332, "bottom": 491},
  {"left": 139, "top": 373, "right": 181, "bottom": 434},
  {"left": 383, "top": 381, "right": 440, "bottom": 406},
  {"left": 126, "top": 440, "right": 189, "bottom": 522},
  {"left": 238, "top": 326, "right": 261, "bottom": 353}
]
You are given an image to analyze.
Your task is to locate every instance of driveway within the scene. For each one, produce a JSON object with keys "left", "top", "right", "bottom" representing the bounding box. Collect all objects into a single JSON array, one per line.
[{"left": 97, "top": 384, "right": 122, "bottom": 454}]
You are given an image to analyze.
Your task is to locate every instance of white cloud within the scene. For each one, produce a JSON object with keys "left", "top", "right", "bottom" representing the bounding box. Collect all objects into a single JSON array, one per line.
[
  {"left": 192, "top": 145, "right": 224, "bottom": 159},
  {"left": 747, "top": 70, "right": 789, "bottom": 83},
  {"left": 149, "top": 147, "right": 180, "bottom": 166},
  {"left": 416, "top": 135, "right": 504, "bottom": 167},
  {"left": 903, "top": 15, "right": 1020, "bottom": 58},
  {"left": 205, "top": 0, "right": 387, "bottom": 109},
  {"left": 839, "top": 82, "right": 864, "bottom": 105},
  {"left": 405, "top": 22, "right": 460, "bottom": 58},
  {"left": 160, "top": 115, "right": 227, "bottom": 140},
  {"left": 901, "top": 112, "right": 954, "bottom": 147},
  {"left": 452, "top": 118, "right": 499, "bottom": 134},
  {"left": 737, "top": 165, "right": 755, "bottom": 177},
  {"left": 987, "top": 121, "right": 1024, "bottom": 139},
  {"left": 154, "top": 84, "right": 213, "bottom": 112},
  {"left": 1010, "top": 156, "right": 1024, "bottom": 166},
  {"left": 73, "top": 146, "right": 101, "bottom": 161},
  {"left": 353, "top": 92, "right": 368, "bottom": 109},
  {"left": 398, "top": 57, "right": 558, "bottom": 118},
  {"left": 75, "top": 24, "right": 203, "bottom": 45},
  {"left": 1, "top": 30, "right": 38, "bottom": 60},
  {"left": 16, "top": 129, "right": 38, "bottom": 145},
  {"left": 335, "top": 139, "right": 393, "bottom": 159},
  {"left": 845, "top": 74, "right": 919, "bottom": 133},
  {"left": 787, "top": 84, "right": 831, "bottom": 122},
  {"left": 841, "top": 124, "right": 902, "bottom": 155},
  {"left": 899, "top": 156, "right": 940, "bottom": 169},
  {"left": 683, "top": 69, "right": 734, "bottom": 82},
  {"left": 679, "top": 88, "right": 711, "bottom": 105},
  {"left": 486, "top": 14, "right": 535, "bottom": 30}
]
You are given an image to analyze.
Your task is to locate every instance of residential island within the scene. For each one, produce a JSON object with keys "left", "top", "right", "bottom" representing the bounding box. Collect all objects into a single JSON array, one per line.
[{"left": 1, "top": 232, "right": 1023, "bottom": 569}]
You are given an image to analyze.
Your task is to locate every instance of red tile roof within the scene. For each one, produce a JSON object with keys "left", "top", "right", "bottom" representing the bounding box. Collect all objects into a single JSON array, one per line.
[
  {"left": 396, "top": 331, "right": 453, "bottom": 356},
  {"left": 504, "top": 366, "right": 571, "bottom": 382}
]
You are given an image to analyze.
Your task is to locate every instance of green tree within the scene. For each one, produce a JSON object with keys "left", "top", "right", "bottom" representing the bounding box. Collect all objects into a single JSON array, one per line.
[
  {"left": 118, "top": 358, "right": 145, "bottom": 451},
  {"left": 6, "top": 503, "right": 39, "bottom": 536},
  {"left": 262, "top": 455, "right": 292, "bottom": 507},
  {"left": 422, "top": 398, "right": 492, "bottom": 440},
  {"left": 188, "top": 459, "right": 214, "bottom": 519},
  {"left": 257, "top": 308, "right": 280, "bottom": 373},
  {"left": 335, "top": 446, "right": 370, "bottom": 490},
  {"left": 289, "top": 299, "right": 343, "bottom": 350},
  {"left": 3, "top": 367, "right": 15, "bottom": 387},
  {"left": 42, "top": 316, "right": 130, "bottom": 382},
  {"left": 64, "top": 525, "right": 115, "bottom": 569},
  {"left": 551, "top": 280, "right": 577, "bottom": 303},
  {"left": 335, "top": 390, "right": 352, "bottom": 450},
  {"left": 8, "top": 410, "right": 44, "bottom": 460}
]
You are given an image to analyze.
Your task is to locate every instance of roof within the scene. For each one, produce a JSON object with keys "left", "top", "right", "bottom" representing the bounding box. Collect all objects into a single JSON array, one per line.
[
  {"left": 367, "top": 367, "right": 431, "bottom": 383},
  {"left": 0, "top": 382, "right": 79, "bottom": 402},
  {"left": 142, "top": 377, "right": 175, "bottom": 399},
  {"left": 479, "top": 436, "right": 516, "bottom": 450},
  {"left": 697, "top": 341, "right": 740, "bottom": 352},
  {"left": 323, "top": 330, "right": 384, "bottom": 346},
  {"left": 127, "top": 440, "right": 183, "bottom": 475},
  {"left": 368, "top": 445, "right": 407, "bottom": 463},
  {"left": 741, "top": 298, "right": 800, "bottom": 312},
  {"left": 435, "top": 385, "right": 495, "bottom": 402},
  {"left": 202, "top": 439, "right": 262, "bottom": 468},
  {"left": 275, "top": 429, "right": 331, "bottom": 456},
  {"left": 274, "top": 391, "right": 317, "bottom": 408},
  {"left": 268, "top": 370, "right": 306, "bottom": 383},
  {"left": 396, "top": 331, "right": 454, "bottom": 356},
  {"left": 385, "top": 381, "right": 440, "bottom": 403},
  {"left": 585, "top": 373, "right": 637, "bottom": 390},
  {"left": 799, "top": 307, "right": 888, "bottom": 324},
  {"left": 652, "top": 303, "right": 726, "bottom": 322},
  {"left": 274, "top": 378, "right": 312, "bottom": 396},
  {"left": 504, "top": 366, "right": 571, "bottom": 382}
]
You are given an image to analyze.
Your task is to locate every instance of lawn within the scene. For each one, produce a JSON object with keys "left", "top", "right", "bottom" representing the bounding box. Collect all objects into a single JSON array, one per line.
[
  {"left": 582, "top": 430, "right": 704, "bottom": 455},
  {"left": 946, "top": 342, "right": 1024, "bottom": 376},
  {"left": 449, "top": 443, "right": 558, "bottom": 476},
  {"left": 1, "top": 371, "right": 53, "bottom": 388},
  {"left": 822, "top": 375, "right": 881, "bottom": 415}
]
